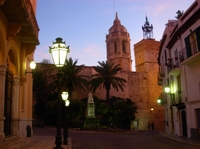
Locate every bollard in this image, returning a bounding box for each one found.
[26,125,31,137]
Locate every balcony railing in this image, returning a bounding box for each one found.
[165,57,181,72]
[179,39,200,63]
[157,66,164,86]
[179,48,187,62]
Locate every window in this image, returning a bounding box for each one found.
[184,26,200,58]
[114,41,117,53]
[122,40,126,53]
[189,32,197,54]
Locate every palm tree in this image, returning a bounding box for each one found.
[61,57,88,98]
[175,10,184,19]
[90,61,127,102]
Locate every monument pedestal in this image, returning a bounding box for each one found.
[87,102,95,118]
[84,118,99,129]
[83,94,99,129]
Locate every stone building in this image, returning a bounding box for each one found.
[73,13,164,130]
[0,0,39,142]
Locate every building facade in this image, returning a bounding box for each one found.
[72,13,164,130]
[0,0,39,142]
[158,0,200,139]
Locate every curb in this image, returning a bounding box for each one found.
[159,131,200,147]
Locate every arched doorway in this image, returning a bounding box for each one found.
[4,70,13,136]
[4,49,17,136]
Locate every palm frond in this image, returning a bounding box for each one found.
[90,60,127,101]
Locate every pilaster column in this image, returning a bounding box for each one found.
[19,77,27,112]
[0,65,7,141]
[12,76,20,136]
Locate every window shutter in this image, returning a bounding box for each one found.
[195,26,200,52]
[184,36,191,58]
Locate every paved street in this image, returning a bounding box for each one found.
[21,127,200,149]
[70,130,199,149]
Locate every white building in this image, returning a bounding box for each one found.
[158,0,200,139]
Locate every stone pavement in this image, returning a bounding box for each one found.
[20,130,200,149]
[3,129,200,148]
[4,136,72,149]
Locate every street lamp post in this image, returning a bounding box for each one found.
[61,91,70,145]
[49,37,70,149]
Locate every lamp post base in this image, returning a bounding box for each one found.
[53,136,64,149]
[53,146,64,149]
[63,128,68,145]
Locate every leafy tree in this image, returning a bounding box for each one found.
[108,97,137,129]
[67,99,83,127]
[33,59,56,103]
[33,59,56,121]
[90,61,127,102]
[45,100,57,125]
[41,59,52,64]
[175,10,184,19]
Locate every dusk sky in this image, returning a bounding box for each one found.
[34,0,195,71]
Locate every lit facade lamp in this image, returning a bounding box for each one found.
[157,98,161,104]
[164,86,170,93]
[164,85,176,104]
[49,37,70,149]
[25,61,36,74]
[150,107,154,112]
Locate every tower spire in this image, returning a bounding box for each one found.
[113,12,121,25]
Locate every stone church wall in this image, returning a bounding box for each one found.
[72,67,164,130]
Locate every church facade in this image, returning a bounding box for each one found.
[74,14,164,130]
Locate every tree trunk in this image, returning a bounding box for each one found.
[106,89,110,104]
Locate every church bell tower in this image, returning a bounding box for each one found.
[134,16,160,72]
[106,13,132,71]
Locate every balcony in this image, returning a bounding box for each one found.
[179,40,200,65]
[157,67,164,86]
[165,57,181,76]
